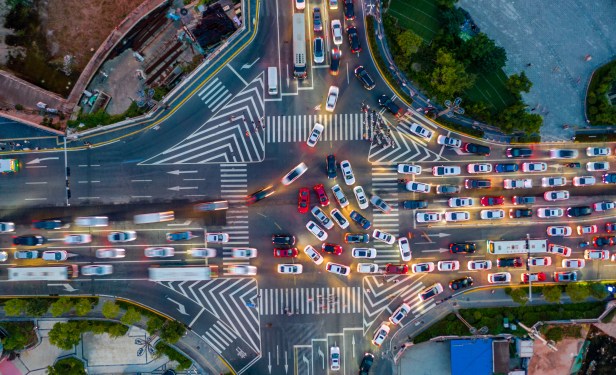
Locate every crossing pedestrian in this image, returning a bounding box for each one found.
[245,131,250,137]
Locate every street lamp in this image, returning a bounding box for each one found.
[526,233,532,303]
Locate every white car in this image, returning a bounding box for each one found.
[313,37,324,64]
[64,234,92,244]
[331,184,349,208]
[542,177,567,187]
[331,20,343,45]
[437,260,459,271]
[304,245,324,265]
[75,216,108,227]
[340,160,355,185]
[144,247,175,258]
[398,237,411,261]
[448,197,474,208]
[549,149,579,159]
[406,181,431,193]
[409,123,434,140]
[326,262,350,276]
[547,226,572,237]
[547,244,571,257]
[278,264,303,274]
[306,221,328,241]
[82,265,113,276]
[389,303,411,325]
[189,248,217,258]
[467,260,492,270]
[42,250,68,261]
[480,209,505,220]
[487,272,511,284]
[306,123,324,147]
[467,163,492,174]
[527,257,552,266]
[330,208,349,229]
[544,190,570,201]
[357,263,380,274]
[416,212,442,223]
[584,249,610,260]
[418,283,443,301]
[587,147,611,157]
[281,162,308,185]
[373,229,395,244]
[231,248,258,258]
[432,166,461,176]
[437,135,462,148]
[229,265,257,275]
[503,179,532,189]
[107,231,137,243]
[370,195,392,213]
[573,176,596,186]
[577,225,598,235]
[353,186,369,209]
[0,222,15,233]
[206,233,230,243]
[352,248,377,258]
[325,85,339,112]
[96,248,126,259]
[330,346,340,371]
[412,262,435,273]
[445,211,470,222]
[397,164,421,175]
[587,162,610,172]
[537,207,564,218]
[371,323,390,346]
[522,162,547,172]
[295,0,305,9]
[562,259,585,269]
[594,201,616,212]
[312,206,334,229]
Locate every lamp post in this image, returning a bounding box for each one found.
[526,233,532,303]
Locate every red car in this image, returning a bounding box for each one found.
[522,272,546,283]
[321,243,343,255]
[274,248,299,257]
[298,188,310,214]
[385,264,408,274]
[313,184,330,207]
[480,196,505,206]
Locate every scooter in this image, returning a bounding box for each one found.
[579,241,590,248]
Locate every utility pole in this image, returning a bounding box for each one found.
[526,233,532,303]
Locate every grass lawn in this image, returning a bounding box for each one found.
[388,0,440,41]
[466,69,516,112]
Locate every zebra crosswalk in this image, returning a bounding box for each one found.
[265,113,368,143]
[202,321,240,354]
[258,287,362,315]
[219,164,250,271]
[371,165,400,264]
[197,77,232,112]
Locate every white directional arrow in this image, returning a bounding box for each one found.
[285,351,288,373]
[241,57,260,69]
[429,233,451,237]
[422,248,450,253]
[168,186,198,191]
[433,199,449,203]
[167,170,198,175]
[268,352,272,374]
[318,347,325,368]
[166,298,189,315]
[27,157,59,164]
[302,355,310,375]
[48,283,77,292]
[352,335,356,358]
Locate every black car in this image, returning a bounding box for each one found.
[567,206,592,217]
[463,143,491,156]
[347,26,361,53]
[494,163,519,173]
[354,66,375,90]
[246,186,275,205]
[497,257,523,268]
[12,235,46,246]
[603,173,616,184]
[464,179,491,189]
[313,7,322,31]
[509,208,532,218]
[378,95,403,117]
[506,147,532,158]
[33,219,63,230]
[330,48,341,76]
[344,233,370,243]
[436,185,460,194]
[272,235,296,246]
[449,242,476,254]
[344,0,355,20]
[593,236,615,247]
[401,200,428,209]
[359,352,374,375]
[449,277,474,291]
[350,210,371,230]
[512,196,535,205]
[326,154,337,179]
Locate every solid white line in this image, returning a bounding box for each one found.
[227,64,248,86]
[131,180,152,182]
[188,307,206,328]
[24,198,47,201]
[131,196,152,198]
[25,182,47,185]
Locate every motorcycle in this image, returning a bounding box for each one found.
[566,162,581,168]
[397,179,408,184]
[579,241,590,248]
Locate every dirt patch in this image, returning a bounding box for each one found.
[528,335,585,375]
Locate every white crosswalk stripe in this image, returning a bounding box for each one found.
[197,78,232,112]
[266,113,368,143]
[220,164,250,269]
[201,321,239,354]
[259,287,363,315]
[371,166,400,264]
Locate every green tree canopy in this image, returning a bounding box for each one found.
[589,282,609,300]
[146,316,165,334]
[495,103,542,134]
[396,30,423,60]
[48,322,83,350]
[25,299,50,317]
[542,285,562,303]
[101,301,120,319]
[50,297,74,317]
[510,288,529,306]
[47,357,86,375]
[4,299,27,316]
[1,322,34,351]
[506,71,532,96]
[566,283,590,303]
[460,33,507,73]
[430,49,476,101]
[74,299,94,317]
[120,307,142,326]
[160,320,186,344]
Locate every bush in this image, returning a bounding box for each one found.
[160,320,186,344]
[25,298,51,317]
[0,321,36,351]
[155,341,193,370]
[586,59,616,125]
[47,357,86,375]
[146,315,165,334]
[102,301,120,319]
[120,307,142,326]
[544,326,563,342]
[566,283,590,303]
[50,297,74,317]
[510,288,529,306]
[74,298,95,316]
[543,285,562,303]
[4,299,27,316]
[589,282,609,300]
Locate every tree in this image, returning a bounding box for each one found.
[4,299,27,316]
[542,285,562,303]
[107,323,128,338]
[47,357,86,375]
[460,33,507,73]
[396,30,423,61]
[50,297,74,317]
[440,7,467,35]
[430,49,476,101]
[506,71,532,97]
[25,299,50,317]
[589,282,609,300]
[566,283,590,303]
[1,322,33,351]
[120,307,142,326]
[146,316,165,334]
[495,103,542,134]
[48,322,83,350]
[544,327,563,342]
[160,320,186,344]
[74,299,93,317]
[101,301,120,319]
[510,288,529,306]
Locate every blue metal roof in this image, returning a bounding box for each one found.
[450,339,493,375]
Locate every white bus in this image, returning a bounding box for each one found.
[487,239,548,255]
[8,265,78,281]
[292,13,307,79]
[148,266,217,281]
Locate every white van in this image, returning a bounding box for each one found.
[134,211,174,224]
[268,67,278,95]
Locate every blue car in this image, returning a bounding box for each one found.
[350,210,371,230]
[326,154,337,179]
[494,163,519,173]
[166,231,193,241]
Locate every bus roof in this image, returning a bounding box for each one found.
[148,266,216,281]
[487,239,547,254]
[8,266,76,281]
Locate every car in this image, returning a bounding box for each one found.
[521,272,546,283]
[433,166,461,176]
[578,225,598,235]
[547,226,573,237]
[437,135,462,148]
[480,209,505,220]
[398,237,412,261]
[449,277,474,291]
[467,163,492,174]
[537,207,564,218]
[416,212,441,223]
[206,232,229,243]
[402,200,428,209]
[313,7,322,31]
[504,178,532,189]
[437,260,459,271]
[144,247,175,258]
[75,216,108,227]
[562,259,585,269]
[325,85,339,112]
[32,219,63,230]
[331,20,343,45]
[512,196,536,205]
[510,208,533,218]
[296,0,305,9]
[40,250,68,261]
[331,184,349,208]
[370,195,393,213]
[445,211,470,222]
[306,123,324,147]
[357,263,380,274]
[188,248,217,258]
[274,248,299,258]
[345,233,369,243]
[359,353,375,375]
[549,149,579,159]
[587,147,611,157]
[409,123,434,141]
[373,229,395,245]
[272,235,296,246]
[587,162,610,172]
[522,162,547,173]
[82,264,113,276]
[553,271,577,282]
[603,173,616,184]
[352,186,369,209]
[573,176,596,186]
[371,323,390,346]
[314,184,330,206]
[107,231,137,243]
[63,234,92,244]
[487,272,511,284]
[406,181,431,193]
[344,0,355,19]
[463,143,491,156]
[527,257,552,266]
[418,283,444,301]
[541,177,566,187]
[389,303,411,325]
[593,201,616,212]
[313,37,324,63]
[326,262,350,276]
[354,66,375,90]
[330,48,341,75]
[506,147,532,158]
[278,264,303,274]
[566,206,592,217]
[282,162,308,186]
[306,221,328,241]
[480,196,504,206]
[330,208,349,229]
[14,250,38,259]
[322,243,343,255]
[547,244,571,257]
[607,223,616,233]
[449,242,476,254]
[352,248,377,258]
[329,0,338,9]
[297,188,310,214]
[194,200,229,211]
[166,231,193,242]
[385,263,408,274]
[12,235,46,246]
[96,248,126,258]
[467,260,492,270]
[330,346,341,371]
[544,190,570,202]
[497,257,523,268]
[412,262,435,273]
[378,95,403,117]
[448,197,474,208]
[436,185,461,194]
[246,186,275,205]
[593,236,615,247]
[494,163,519,173]
[465,179,491,189]
[340,160,355,185]
[584,249,610,260]
[397,163,421,175]
[350,210,372,229]
[347,26,361,53]
[311,206,334,229]
[303,245,324,265]
[229,265,257,276]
